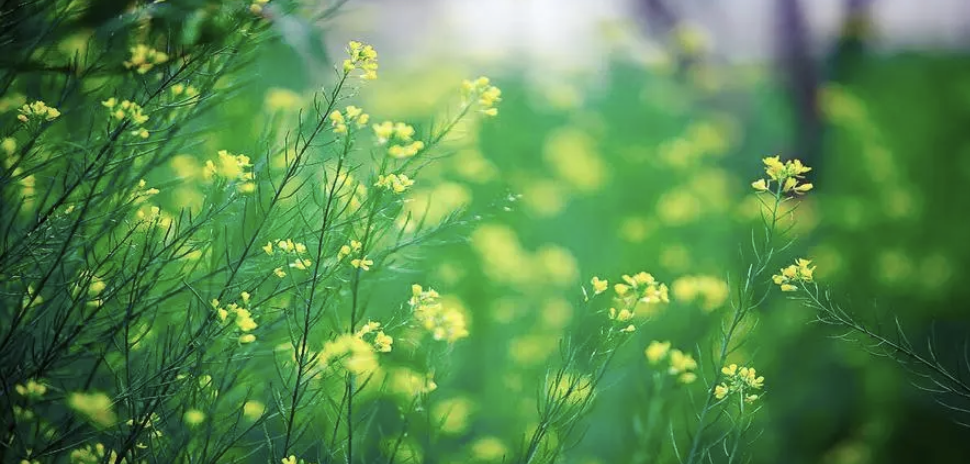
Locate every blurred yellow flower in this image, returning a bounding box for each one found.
[645,341,671,364]
[67,391,116,427]
[15,379,46,399]
[671,275,730,311]
[243,400,265,420]
[123,44,168,74]
[184,409,205,426]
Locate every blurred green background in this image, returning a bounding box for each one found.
[195,1,970,461]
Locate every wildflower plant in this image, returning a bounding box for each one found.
[0,1,499,462]
[664,155,814,464]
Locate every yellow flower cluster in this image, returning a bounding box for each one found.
[772,258,815,292]
[123,44,169,74]
[375,173,415,194]
[342,41,378,80]
[410,284,469,343]
[614,272,670,303]
[388,368,438,397]
[211,292,258,344]
[373,121,424,158]
[263,238,311,275]
[17,100,61,123]
[102,98,150,138]
[645,341,698,384]
[66,391,116,427]
[170,83,200,99]
[335,239,372,270]
[135,205,172,230]
[714,364,765,404]
[461,76,502,117]
[671,275,730,311]
[250,0,269,14]
[356,320,394,352]
[329,105,369,134]
[69,443,122,464]
[751,156,813,195]
[15,379,47,399]
[204,150,255,193]
[337,239,361,259]
[282,456,315,464]
[320,333,378,375]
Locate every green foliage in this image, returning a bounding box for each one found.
[4,1,970,463]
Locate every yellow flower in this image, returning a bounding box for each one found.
[668,349,697,376]
[752,155,814,196]
[184,409,206,426]
[410,284,469,343]
[714,384,729,399]
[321,333,378,375]
[614,283,630,296]
[608,307,634,322]
[67,391,116,427]
[2,137,17,155]
[282,456,297,464]
[387,140,425,159]
[715,363,766,403]
[783,176,797,192]
[645,341,671,364]
[375,173,415,193]
[242,400,265,420]
[671,275,730,312]
[330,106,370,134]
[374,331,393,352]
[70,443,119,464]
[351,257,373,270]
[591,276,608,294]
[461,76,502,117]
[249,0,270,14]
[343,41,379,80]
[762,156,785,180]
[273,267,286,278]
[17,100,61,123]
[290,258,312,270]
[264,87,300,111]
[772,258,815,291]
[123,44,169,74]
[262,242,273,255]
[15,379,47,399]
